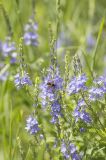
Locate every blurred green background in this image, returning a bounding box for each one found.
[0,0,106,159]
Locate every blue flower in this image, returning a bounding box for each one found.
[21,72,32,85]
[14,71,32,89]
[40,74,56,106]
[2,39,16,56]
[93,76,106,93]
[73,99,92,124]
[69,144,81,160]
[88,87,104,101]
[1,37,17,63]
[80,110,92,123]
[50,100,61,124]
[61,142,81,160]
[71,152,81,160]
[25,116,40,135]
[93,76,105,85]
[61,142,70,159]
[40,67,63,107]
[23,19,38,46]
[77,99,86,108]
[67,74,87,95]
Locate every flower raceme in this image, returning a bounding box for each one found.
[25,116,40,135]
[88,87,104,101]
[61,141,81,160]
[67,73,87,95]
[40,67,63,123]
[50,100,61,124]
[13,60,106,160]
[14,71,32,89]
[93,75,106,93]
[61,142,70,159]
[40,67,63,107]
[23,18,38,46]
[73,99,92,124]
[0,37,17,82]
[1,37,17,63]
[40,74,56,106]
[88,76,106,101]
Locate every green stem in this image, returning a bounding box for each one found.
[81,49,94,79]
[91,17,104,72]
[9,101,12,160]
[0,3,13,36]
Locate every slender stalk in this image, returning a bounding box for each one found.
[81,49,94,79]
[91,18,104,72]
[11,127,20,160]
[9,100,12,160]
[0,3,13,36]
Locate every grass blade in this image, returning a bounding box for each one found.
[91,17,105,72]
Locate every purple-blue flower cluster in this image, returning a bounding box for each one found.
[73,99,92,124]
[0,37,17,82]
[14,71,32,89]
[61,141,81,160]
[25,116,40,135]
[23,18,38,46]
[88,76,106,102]
[40,74,56,106]
[40,67,63,123]
[40,67,63,106]
[94,76,106,92]
[67,74,87,95]
[88,87,104,101]
[1,37,17,63]
[50,100,61,124]
[61,142,70,159]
